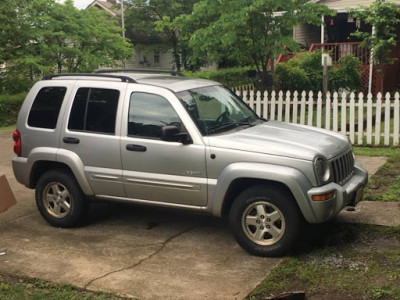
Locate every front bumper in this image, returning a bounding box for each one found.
[305,163,368,223]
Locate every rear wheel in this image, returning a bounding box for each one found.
[35,170,89,228]
[229,185,301,257]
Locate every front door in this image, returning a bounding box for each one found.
[120,87,208,207]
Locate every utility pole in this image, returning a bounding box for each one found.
[121,0,126,68]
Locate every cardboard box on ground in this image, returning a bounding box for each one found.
[0,175,17,212]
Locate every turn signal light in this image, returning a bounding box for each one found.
[312,192,335,201]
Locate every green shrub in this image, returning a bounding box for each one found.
[0,93,26,127]
[184,67,253,87]
[328,55,362,92]
[274,62,311,92]
[274,51,362,93]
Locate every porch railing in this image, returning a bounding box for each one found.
[309,42,370,65]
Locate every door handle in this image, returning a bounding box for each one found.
[63,137,80,144]
[126,144,147,152]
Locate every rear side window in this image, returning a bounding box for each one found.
[28,87,67,129]
[68,88,119,134]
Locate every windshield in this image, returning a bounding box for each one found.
[177,85,260,135]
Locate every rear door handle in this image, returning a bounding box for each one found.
[63,137,80,144]
[126,144,147,152]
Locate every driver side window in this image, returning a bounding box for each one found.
[128,92,182,139]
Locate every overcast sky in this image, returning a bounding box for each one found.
[72,0,95,9]
[56,0,101,9]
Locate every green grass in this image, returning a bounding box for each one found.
[0,125,15,131]
[353,146,400,157]
[0,275,127,300]
[248,224,400,300]
[354,146,400,202]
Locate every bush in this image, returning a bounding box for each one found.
[274,51,362,93]
[184,67,253,87]
[329,55,362,92]
[0,93,26,127]
[274,62,311,92]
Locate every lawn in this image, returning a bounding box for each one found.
[354,146,400,202]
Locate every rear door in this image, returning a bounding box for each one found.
[61,81,127,197]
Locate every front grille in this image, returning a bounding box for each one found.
[330,149,355,185]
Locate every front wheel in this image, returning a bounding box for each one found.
[229,185,301,257]
[35,170,89,228]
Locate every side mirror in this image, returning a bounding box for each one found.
[161,126,192,145]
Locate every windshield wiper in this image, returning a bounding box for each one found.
[207,122,238,134]
[207,119,255,135]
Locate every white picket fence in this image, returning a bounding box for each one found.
[233,87,400,147]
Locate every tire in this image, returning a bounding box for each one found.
[35,170,89,228]
[229,184,301,257]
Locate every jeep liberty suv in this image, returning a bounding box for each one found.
[12,70,368,256]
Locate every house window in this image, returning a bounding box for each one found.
[138,52,148,65]
[154,51,160,64]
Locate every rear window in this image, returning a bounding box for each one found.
[28,87,67,129]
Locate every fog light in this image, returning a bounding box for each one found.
[312,192,335,201]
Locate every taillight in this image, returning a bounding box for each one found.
[13,130,21,156]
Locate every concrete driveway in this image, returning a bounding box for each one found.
[0,129,280,299]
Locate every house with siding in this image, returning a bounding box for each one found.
[293,0,400,94]
[88,0,175,70]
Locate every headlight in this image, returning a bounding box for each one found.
[314,156,330,185]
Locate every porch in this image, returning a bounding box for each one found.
[308,42,400,95]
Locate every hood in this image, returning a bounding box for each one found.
[206,120,350,161]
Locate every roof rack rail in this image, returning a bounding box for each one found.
[96,69,185,77]
[42,73,137,83]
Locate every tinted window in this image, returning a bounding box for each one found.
[28,87,67,129]
[128,93,182,139]
[68,88,119,134]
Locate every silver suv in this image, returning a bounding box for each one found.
[12,70,368,256]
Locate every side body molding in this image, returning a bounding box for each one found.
[56,148,94,195]
[210,162,316,221]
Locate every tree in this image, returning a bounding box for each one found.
[125,0,200,71]
[0,0,133,93]
[175,0,335,91]
[348,0,400,93]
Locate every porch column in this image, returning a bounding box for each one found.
[368,26,376,95]
[321,15,325,44]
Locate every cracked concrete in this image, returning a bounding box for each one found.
[0,129,279,299]
[83,224,198,290]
